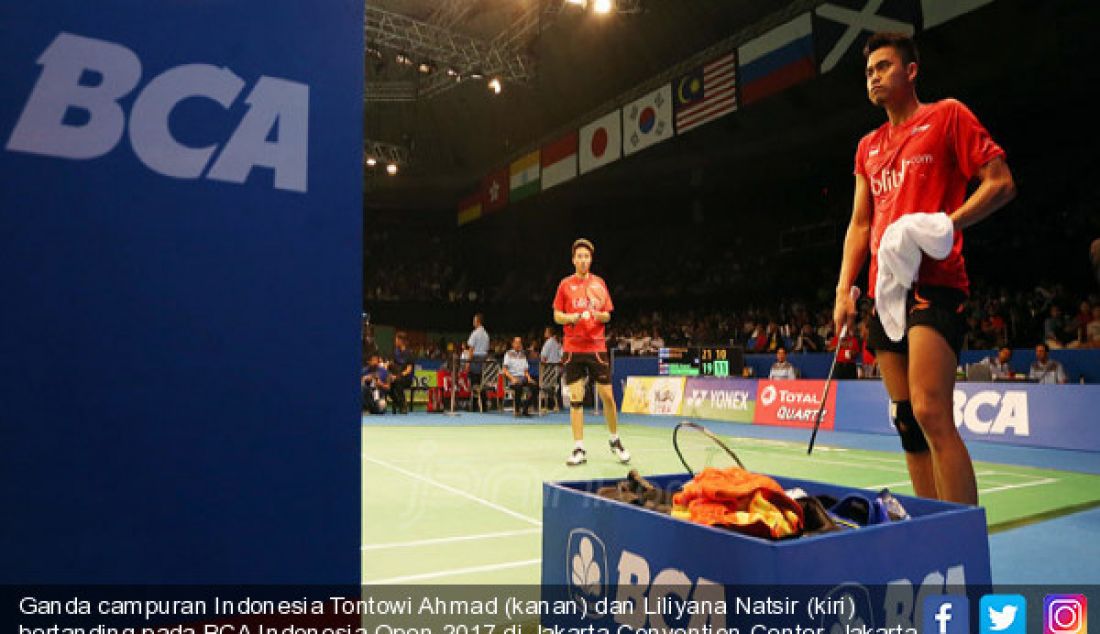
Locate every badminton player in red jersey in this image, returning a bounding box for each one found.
[553,239,630,466]
[833,33,1015,505]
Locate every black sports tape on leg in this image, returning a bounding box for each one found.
[570,400,584,409]
[890,400,929,453]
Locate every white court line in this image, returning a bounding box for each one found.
[364,559,541,585]
[980,477,1059,495]
[364,455,542,527]
[735,448,910,473]
[864,476,1059,495]
[864,471,1001,490]
[362,528,540,551]
[862,480,915,491]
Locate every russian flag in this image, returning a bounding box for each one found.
[738,13,816,106]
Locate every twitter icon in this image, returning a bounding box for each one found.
[981,594,1026,634]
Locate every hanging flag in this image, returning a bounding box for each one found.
[623,84,673,156]
[481,167,508,213]
[457,192,483,226]
[541,131,578,191]
[674,52,737,134]
[814,0,922,75]
[508,150,540,202]
[921,0,994,29]
[738,13,816,107]
[579,110,621,175]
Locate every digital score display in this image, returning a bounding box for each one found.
[697,346,734,377]
[657,347,696,376]
[657,347,743,377]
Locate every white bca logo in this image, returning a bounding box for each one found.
[6,32,310,192]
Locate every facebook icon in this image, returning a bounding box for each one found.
[923,595,969,634]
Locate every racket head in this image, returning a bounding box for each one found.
[673,421,745,476]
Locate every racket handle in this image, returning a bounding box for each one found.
[839,285,861,340]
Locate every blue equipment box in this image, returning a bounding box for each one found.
[541,474,990,632]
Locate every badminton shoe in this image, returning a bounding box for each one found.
[566,447,587,466]
[609,438,631,464]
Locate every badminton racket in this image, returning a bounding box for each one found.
[807,285,861,455]
[673,420,745,476]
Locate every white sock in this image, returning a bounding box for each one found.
[575,440,585,450]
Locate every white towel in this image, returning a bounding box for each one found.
[875,212,954,341]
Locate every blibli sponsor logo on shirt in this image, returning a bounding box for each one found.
[6,32,310,192]
[869,154,933,197]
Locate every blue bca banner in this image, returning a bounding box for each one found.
[0,1,363,583]
[837,382,1100,452]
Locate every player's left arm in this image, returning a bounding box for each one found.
[949,156,1016,231]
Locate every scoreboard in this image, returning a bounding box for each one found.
[657,346,743,377]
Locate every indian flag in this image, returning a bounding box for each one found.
[541,131,578,190]
[509,150,540,202]
[457,193,482,226]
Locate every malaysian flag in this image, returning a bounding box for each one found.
[674,53,737,134]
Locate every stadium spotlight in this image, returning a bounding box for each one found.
[366,157,377,167]
[386,163,398,175]
[592,0,613,14]
[488,78,502,94]
[564,0,587,7]
[395,52,413,66]
[446,67,460,77]
[469,69,484,80]
[417,61,433,74]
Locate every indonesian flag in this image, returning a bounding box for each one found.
[541,131,578,190]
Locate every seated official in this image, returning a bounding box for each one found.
[389,332,415,413]
[502,336,537,417]
[1029,342,1067,384]
[768,347,798,380]
[983,346,1015,380]
[361,354,390,415]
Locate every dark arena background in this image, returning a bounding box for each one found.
[2,1,1099,633]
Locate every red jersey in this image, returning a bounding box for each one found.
[855,99,1005,297]
[553,274,614,353]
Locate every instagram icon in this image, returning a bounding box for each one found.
[1045,595,1087,634]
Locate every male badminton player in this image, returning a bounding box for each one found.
[553,238,630,466]
[833,33,1015,504]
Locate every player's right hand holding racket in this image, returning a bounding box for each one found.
[832,285,861,339]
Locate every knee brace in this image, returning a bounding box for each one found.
[891,400,929,453]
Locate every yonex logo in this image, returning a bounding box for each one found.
[6,32,310,192]
[686,389,751,411]
[912,123,932,135]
